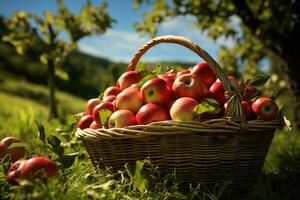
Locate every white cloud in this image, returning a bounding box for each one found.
[78,29,150,62]
[78,15,236,63]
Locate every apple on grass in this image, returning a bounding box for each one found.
[117,71,142,90]
[108,110,136,128]
[136,103,170,125]
[115,87,143,113]
[92,102,115,125]
[6,156,58,185]
[170,97,198,121]
[103,86,122,97]
[78,115,94,129]
[172,74,208,102]
[252,97,278,120]
[0,137,25,163]
[85,98,102,115]
[191,62,216,88]
[140,77,172,105]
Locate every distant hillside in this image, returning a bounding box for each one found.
[0,16,195,99]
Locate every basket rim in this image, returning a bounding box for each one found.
[75,118,283,140]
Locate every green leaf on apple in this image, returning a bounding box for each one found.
[136,73,156,88]
[99,109,113,127]
[244,74,270,86]
[174,66,184,72]
[194,98,221,116]
[98,92,104,99]
[153,64,162,75]
[135,61,148,73]
[47,135,64,156]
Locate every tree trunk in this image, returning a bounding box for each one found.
[279,28,300,130]
[48,59,58,119]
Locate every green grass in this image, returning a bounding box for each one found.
[0,75,300,199]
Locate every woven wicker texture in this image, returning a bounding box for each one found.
[76,35,283,186]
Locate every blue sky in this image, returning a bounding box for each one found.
[0,0,233,63]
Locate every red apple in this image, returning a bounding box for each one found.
[191,62,216,88]
[92,102,114,125]
[209,82,226,105]
[136,103,170,125]
[158,73,176,91]
[103,95,116,102]
[115,87,143,113]
[6,157,58,184]
[108,110,136,128]
[0,137,25,163]
[252,97,278,120]
[140,77,172,105]
[117,71,142,90]
[172,74,208,101]
[170,97,198,121]
[6,159,26,185]
[78,115,94,129]
[242,85,258,100]
[85,98,102,115]
[177,69,190,77]
[103,86,122,97]
[89,121,102,129]
[225,101,253,120]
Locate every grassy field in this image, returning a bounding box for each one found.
[0,74,300,199]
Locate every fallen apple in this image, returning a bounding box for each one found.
[0,137,25,163]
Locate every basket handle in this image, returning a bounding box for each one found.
[127,35,244,121]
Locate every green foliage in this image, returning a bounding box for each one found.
[2,0,114,68]
[133,0,299,82]
[1,0,115,118]
[194,98,221,117]
[99,109,112,127]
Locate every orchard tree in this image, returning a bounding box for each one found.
[2,0,114,119]
[134,0,300,129]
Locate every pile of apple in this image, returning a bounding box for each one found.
[78,62,279,129]
[0,137,58,185]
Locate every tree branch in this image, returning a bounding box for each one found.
[231,0,261,34]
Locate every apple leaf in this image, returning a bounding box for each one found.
[135,61,147,73]
[174,66,184,72]
[194,98,221,116]
[36,121,46,143]
[47,135,64,156]
[98,92,104,99]
[56,152,79,168]
[136,73,156,88]
[99,109,112,127]
[153,64,162,75]
[133,160,148,192]
[244,74,270,86]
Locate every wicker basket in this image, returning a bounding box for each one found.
[75,35,283,186]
